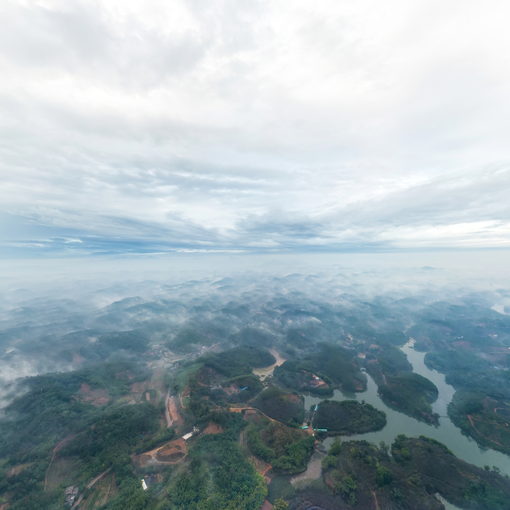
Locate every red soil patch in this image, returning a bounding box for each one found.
[130,382,146,393]
[223,385,239,396]
[301,425,314,436]
[72,353,85,364]
[260,464,272,477]
[203,423,223,435]
[261,500,274,510]
[230,406,279,424]
[134,438,188,468]
[155,438,187,462]
[249,451,272,478]
[243,409,262,425]
[285,393,301,404]
[166,395,183,427]
[78,383,110,407]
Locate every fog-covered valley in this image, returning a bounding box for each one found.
[2,251,509,409]
[1,253,510,509]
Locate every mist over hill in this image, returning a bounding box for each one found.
[2,251,509,406]
[1,252,510,509]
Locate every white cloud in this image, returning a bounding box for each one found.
[0,0,509,253]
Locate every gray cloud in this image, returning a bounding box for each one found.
[0,0,509,255]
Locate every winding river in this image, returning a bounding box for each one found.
[302,340,510,476]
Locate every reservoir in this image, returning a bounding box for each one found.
[303,340,510,476]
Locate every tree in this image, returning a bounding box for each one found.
[273,499,289,510]
[376,465,393,487]
[332,474,357,505]
[329,438,342,456]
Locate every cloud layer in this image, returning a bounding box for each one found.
[1,0,510,255]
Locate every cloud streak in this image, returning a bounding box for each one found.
[0,0,509,255]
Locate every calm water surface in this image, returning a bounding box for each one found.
[303,340,510,476]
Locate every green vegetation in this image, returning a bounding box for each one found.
[267,476,296,503]
[0,461,60,510]
[274,360,333,396]
[321,436,510,509]
[230,327,275,347]
[0,360,158,509]
[312,400,386,435]
[367,345,439,424]
[273,498,289,510]
[301,344,366,393]
[2,292,510,510]
[373,345,411,374]
[184,347,274,424]
[169,323,225,353]
[0,347,263,510]
[167,435,267,509]
[393,435,510,510]
[332,473,358,504]
[246,420,314,474]
[219,374,264,403]
[449,391,510,455]
[203,346,276,378]
[410,302,510,353]
[413,306,510,450]
[97,330,149,355]
[378,373,439,424]
[64,403,160,472]
[0,361,148,460]
[252,386,305,426]
[103,477,155,510]
[426,348,510,398]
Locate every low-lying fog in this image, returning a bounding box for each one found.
[1,250,509,408]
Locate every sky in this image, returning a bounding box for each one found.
[0,0,510,257]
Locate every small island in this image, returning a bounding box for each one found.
[366,346,440,425]
[378,373,439,425]
[312,400,386,435]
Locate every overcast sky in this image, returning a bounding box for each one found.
[1,0,509,256]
